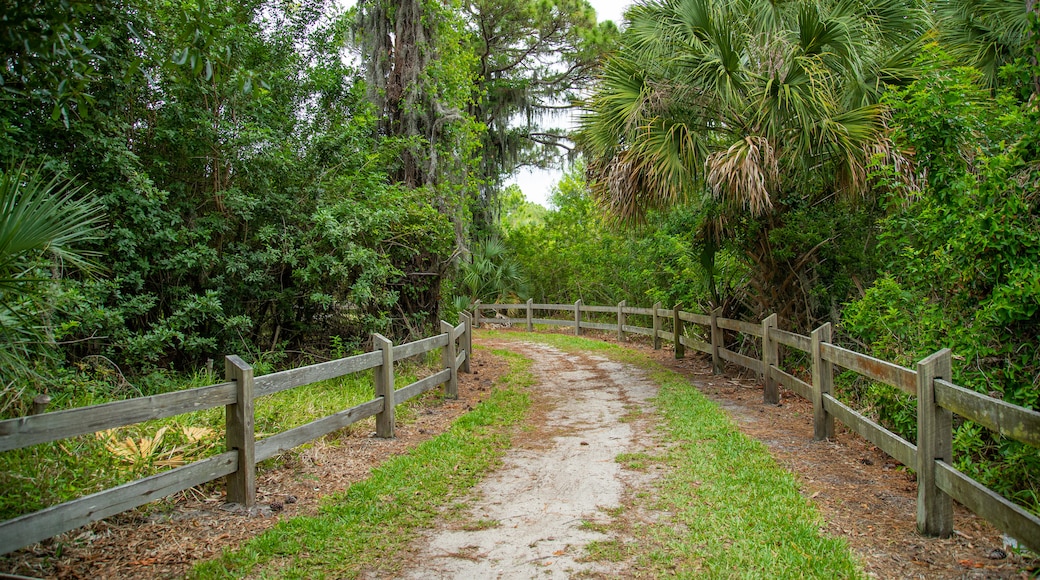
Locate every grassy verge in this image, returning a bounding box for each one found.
[188,349,533,579]
[0,356,432,522]
[480,329,865,579]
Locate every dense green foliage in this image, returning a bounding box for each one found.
[0,163,103,401]
[0,0,622,417]
[842,46,1040,511]
[0,0,466,407]
[577,0,926,328]
[506,164,735,309]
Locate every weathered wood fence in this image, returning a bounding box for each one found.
[0,316,473,555]
[474,300,1040,553]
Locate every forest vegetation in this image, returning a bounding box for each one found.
[1,0,1038,523]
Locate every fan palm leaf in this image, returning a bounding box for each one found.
[0,163,104,384]
[934,0,1033,88]
[579,0,924,221]
[0,164,104,285]
[577,0,925,322]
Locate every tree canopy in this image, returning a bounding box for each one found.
[577,0,928,327]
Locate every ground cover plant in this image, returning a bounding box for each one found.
[188,348,534,578]
[0,357,436,522]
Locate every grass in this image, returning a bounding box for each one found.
[188,349,534,579]
[479,329,865,579]
[460,518,501,531]
[615,451,665,471]
[583,539,628,562]
[7,328,864,578]
[0,358,433,522]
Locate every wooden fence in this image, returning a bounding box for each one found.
[0,315,473,556]
[474,300,1040,553]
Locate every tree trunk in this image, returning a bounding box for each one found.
[357,0,450,335]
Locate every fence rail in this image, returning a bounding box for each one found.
[474,301,1040,553]
[0,382,239,452]
[0,315,473,555]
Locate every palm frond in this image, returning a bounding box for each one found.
[0,162,105,382]
[706,135,778,215]
[579,0,920,224]
[935,0,1032,87]
[0,163,105,286]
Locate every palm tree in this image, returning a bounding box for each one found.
[456,238,528,308]
[578,0,925,327]
[934,0,1036,90]
[0,163,104,404]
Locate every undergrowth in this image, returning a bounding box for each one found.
[0,355,440,521]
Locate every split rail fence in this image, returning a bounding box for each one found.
[473,300,1040,553]
[0,316,473,555]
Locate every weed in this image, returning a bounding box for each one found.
[461,518,500,531]
[615,452,664,471]
[582,539,627,562]
[578,520,610,533]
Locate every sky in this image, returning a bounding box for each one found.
[504,0,632,208]
[340,0,633,208]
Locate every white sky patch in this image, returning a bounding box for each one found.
[505,0,632,208]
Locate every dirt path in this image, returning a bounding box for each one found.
[631,338,1038,579]
[395,341,661,579]
[397,331,1037,579]
[3,331,1037,579]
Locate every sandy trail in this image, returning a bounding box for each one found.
[396,341,659,579]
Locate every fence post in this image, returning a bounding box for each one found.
[526,298,533,332]
[460,312,472,373]
[373,333,395,438]
[710,307,722,373]
[811,323,834,440]
[440,321,459,399]
[762,313,779,404]
[673,305,685,359]
[617,300,626,341]
[652,301,663,349]
[574,299,582,336]
[473,300,481,328]
[31,394,51,415]
[917,349,953,537]
[224,355,256,506]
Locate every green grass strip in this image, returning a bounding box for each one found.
[0,364,425,521]
[480,330,864,579]
[189,349,533,579]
